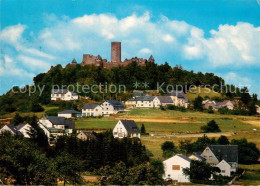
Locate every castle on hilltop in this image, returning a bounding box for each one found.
[70,42,154,69]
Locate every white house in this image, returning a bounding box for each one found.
[101,100,125,115]
[216,159,232,177]
[215,100,234,110]
[16,124,31,138]
[167,90,189,108]
[51,89,79,101]
[113,120,140,138]
[156,96,175,107]
[135,96,155,108]
[39,116,75,135]
[200,145,238,177]
[77,131,97,141]
[255,105,260,114]
[58,110,81,118]
[163,154,191,183]
[82,104,103,117]
[0,124,18,135]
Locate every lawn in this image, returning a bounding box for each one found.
[75,117,116,130]
[235,163,260,184]
[75,109,259,135]
[186,87,223,101]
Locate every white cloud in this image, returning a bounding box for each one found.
[183,22,260,67]
[162,34,175,43]
[0,55,34,78]
[17,55,51,71]
[139,48,152,54]
[222,72,252,91]
[0,24,26,45]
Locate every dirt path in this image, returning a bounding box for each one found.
[115,116,200,123]
[142,131,234,138]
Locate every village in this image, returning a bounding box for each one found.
[1,84,259,184]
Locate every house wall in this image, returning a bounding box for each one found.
[82,106,103,116]
[39,118,53,128]
[113,120,128,138]
[163,155,190,183]
[135,100,153,108]
[58,113,72,118]
[18,124,31,138]
[216,160,231,177]
[38,123,51,138]
[153,97,161,108]
[51,91,78,101]
[101,101,116,115]
[77,132,88,141]
[200,147,219,165]
[0,125,15,135]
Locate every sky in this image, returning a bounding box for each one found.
[0,0,259,96]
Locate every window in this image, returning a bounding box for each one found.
[209,156,212,160]
[172,165,180,170]
[221,170,225,173]
[206,149,209,152]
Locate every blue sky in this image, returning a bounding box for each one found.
[0,0,259,95]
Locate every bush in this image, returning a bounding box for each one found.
[167,105,187,112]
[201,120,221,133]
[161,141,177,158]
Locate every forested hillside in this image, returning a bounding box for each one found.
[0,61,253,115]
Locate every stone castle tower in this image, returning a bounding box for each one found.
[80,41,154,68]
[111,42,121,63]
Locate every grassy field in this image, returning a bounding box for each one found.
[75,109,259,134]
[235,164,260,184]
[0,106,59,119]
[186,87,223,101]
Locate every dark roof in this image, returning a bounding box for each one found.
[156,96,173,103]
[5,124,18,133]
[51,89,68,94]
[82,104,100,109]
[120,120,140,133]
[209,145,238,163]
[215,100,233,108]
[192,152,206,160]
[177,154,191,162]
[166,90,188,102]
[82,132,97,140]
[58,110,81,114]
[71,58,77,63]
[16,124,26,131]
[106,100,125,108]
[133,92,149,97]
[44,116,74,129]
[128,96,154,102]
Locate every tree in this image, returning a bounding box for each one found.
[179,140,194,155]
[27,116,49,149]
[201,120,221,133]
[161,141,177,158]
[217,135,229,145]
[99,161,164,185]
[183,160,219,182]
[11,113,24,126]
[55,153,84,185]
[193,96,203,111]
[231,138,260,163]
[0,134,57,185]
[141,124,146,134]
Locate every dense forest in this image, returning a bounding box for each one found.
[0,61,256,115]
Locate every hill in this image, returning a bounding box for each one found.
[0,61,253,116]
